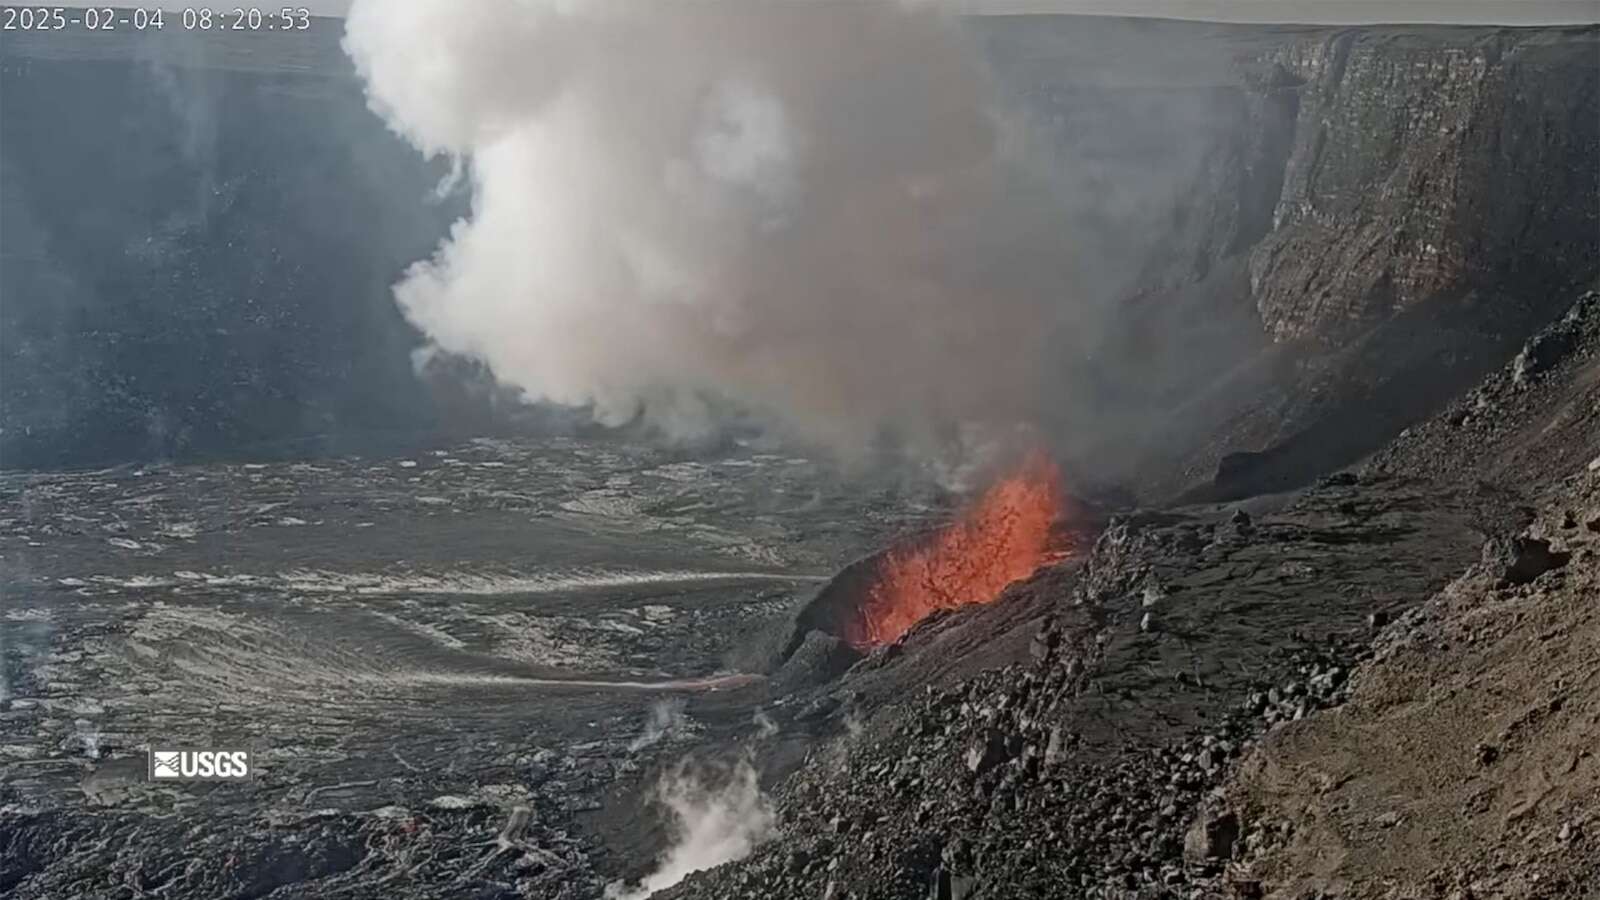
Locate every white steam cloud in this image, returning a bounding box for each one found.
[752,707,779,739]
[343,0,1079,455]
[627,698,691,753]
[608,756,775,899]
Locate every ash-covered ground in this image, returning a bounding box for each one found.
[0,439,951,898]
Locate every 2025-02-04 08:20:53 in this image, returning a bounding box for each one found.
[0,6,313,31]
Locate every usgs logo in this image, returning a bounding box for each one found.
[148,748,252,782]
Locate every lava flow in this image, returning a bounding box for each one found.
[845,451,1069,649]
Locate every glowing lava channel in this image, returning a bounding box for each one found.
[845,451,1067,649]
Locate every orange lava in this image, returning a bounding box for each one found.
[845,450,1067,649]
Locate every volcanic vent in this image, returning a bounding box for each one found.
[792,451,1080,659]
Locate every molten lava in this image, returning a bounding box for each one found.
[845,451,1067,649]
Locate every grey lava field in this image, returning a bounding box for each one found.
[0,437,947,897]
[3,7,1598,900]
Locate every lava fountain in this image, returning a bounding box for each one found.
[843,450,1069,649]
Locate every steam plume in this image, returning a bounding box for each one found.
[343,0,1080,456]
[608,756,775,898]
[752,707,779,739]
[628,698,691,753]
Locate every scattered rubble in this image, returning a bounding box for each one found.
[661,284,1600,898]
[1219,465,1600,898]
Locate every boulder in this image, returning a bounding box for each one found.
[1496,537,1571,586]
[965,729,1012,776]
[775,631,864,691]
[1183,809,1240,864]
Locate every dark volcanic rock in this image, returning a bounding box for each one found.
[775,630,864,691]
[1371,290,1600,492]
[660,475,1491,900]
[1496,536,1572,585]
[1183,808,1241,865]
[677,275,1600,897]
[929,866,980,900]
[963,729,1012,776]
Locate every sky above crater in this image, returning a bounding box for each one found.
[100,1,1600,24]
[964,0,1600,22]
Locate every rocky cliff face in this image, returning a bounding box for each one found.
[1250,28,1600,342]
[977,19,1598,351]
[1208,26,1600,499]
[969,19,1598,502]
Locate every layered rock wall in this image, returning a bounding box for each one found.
[1250,29,1600,341]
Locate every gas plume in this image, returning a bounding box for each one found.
[343,0,1081,456]
[608,756,775,898]
[628,698,691,753]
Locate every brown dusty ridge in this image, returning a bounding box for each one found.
[1218,463,1600,899]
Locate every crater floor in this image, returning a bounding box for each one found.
[0,437,946,898]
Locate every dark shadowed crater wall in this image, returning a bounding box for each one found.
[0,22,482,469]
[969,19,1597,500]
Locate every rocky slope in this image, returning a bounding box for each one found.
[1205,293,1600,897]
[652,289,1600,899]
[1221,460,1600,898]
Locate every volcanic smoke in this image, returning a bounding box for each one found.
[844,451,1068,649]
[342,0,1075,457]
